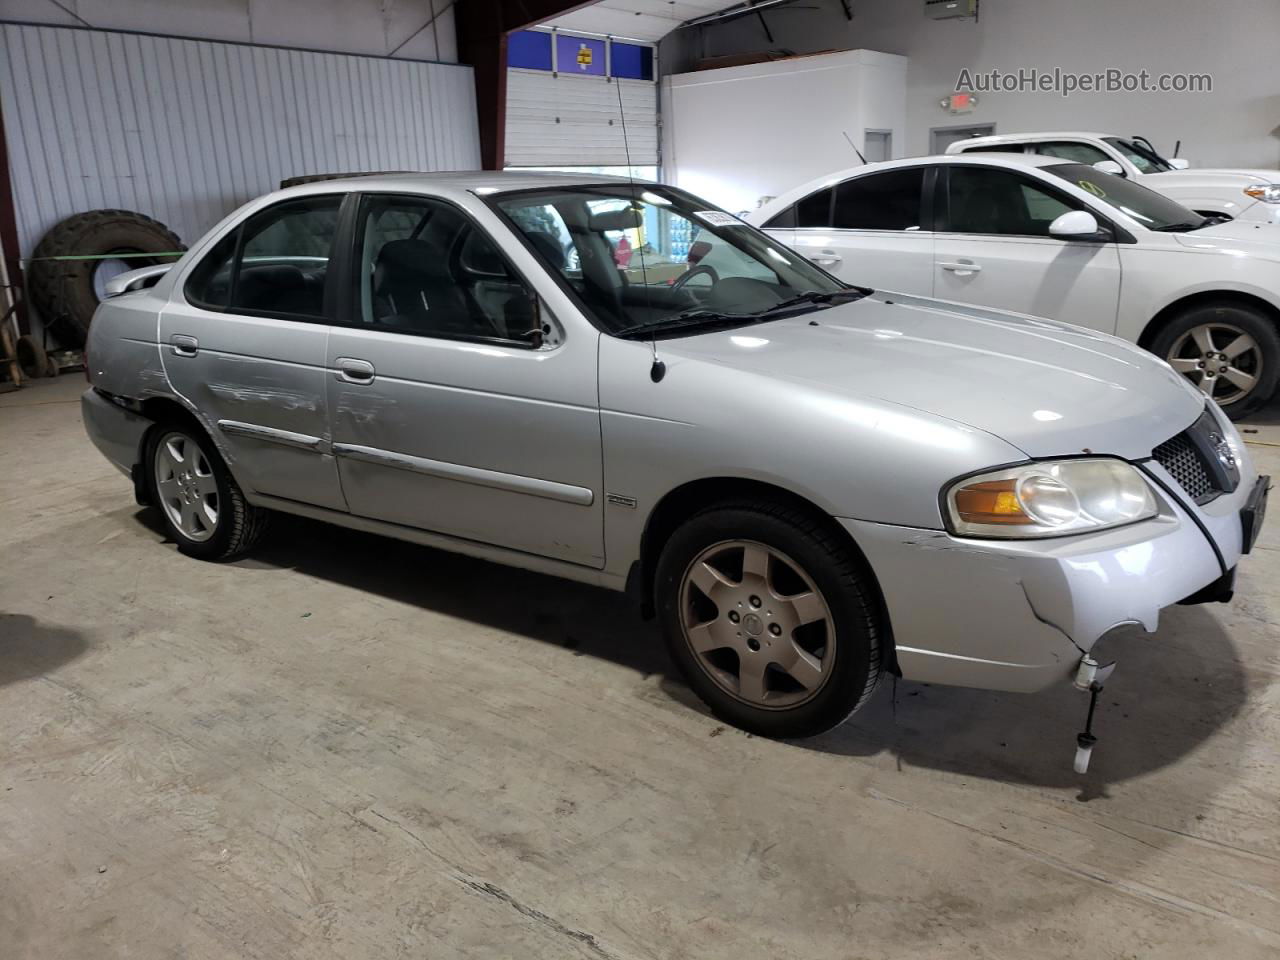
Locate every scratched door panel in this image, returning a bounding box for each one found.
[159,303,346,511]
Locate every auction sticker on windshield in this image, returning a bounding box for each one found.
[694,211,746,227]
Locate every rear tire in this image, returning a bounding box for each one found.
[1150,303,1280,419]
[145,421,269,561]
[655,500,883,738]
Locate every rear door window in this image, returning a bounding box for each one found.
[832,169,925,230]
[184,195,342,319]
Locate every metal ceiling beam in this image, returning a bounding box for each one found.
[456,0,602,169]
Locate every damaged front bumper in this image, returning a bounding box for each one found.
[840,458,1261,694]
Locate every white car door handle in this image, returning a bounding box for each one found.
[811,249,842,265]
[336,357,376,384]
[938,261,981,276]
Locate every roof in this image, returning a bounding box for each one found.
[954,131,1115,147]
[279,169,643,199]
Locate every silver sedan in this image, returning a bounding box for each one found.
[82,172,1268,759]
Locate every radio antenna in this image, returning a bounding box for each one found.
[842,130,867,164]
[614,60,665,382]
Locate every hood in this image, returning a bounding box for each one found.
[660,293,1202,460]
[1144,168,1278,187]
[1170,217,1280,257]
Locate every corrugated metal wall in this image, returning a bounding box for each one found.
[0,22,479,256]
[506,72,657,167]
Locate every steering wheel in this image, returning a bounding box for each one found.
[671,264,720,293]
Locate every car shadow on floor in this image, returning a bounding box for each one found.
[0,614,90,687]
[801,607,1249,797]
[151,510,1249,794]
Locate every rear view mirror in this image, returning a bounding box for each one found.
[1169,158,1191,170]
[1049,210,1102,240]
[1093,160,1125,177]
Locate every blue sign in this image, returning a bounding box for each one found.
[556,35,605,76]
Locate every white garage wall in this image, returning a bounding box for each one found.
[0,22,479,257]
[661,0,1280,170]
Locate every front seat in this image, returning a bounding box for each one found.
[371,238,470,334]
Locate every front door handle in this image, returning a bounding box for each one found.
[170,334,199,357]
[938,260,982,276]
[336,357,376,384]
[811,249,843,266]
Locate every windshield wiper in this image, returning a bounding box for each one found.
[614,309,751,340]
[1150,220,1208,233]
[756,288,867,314]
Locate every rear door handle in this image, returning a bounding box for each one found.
[170,334,199,357]
[938,260,981,276]
[336,357,376,384]
[811,249,843,265]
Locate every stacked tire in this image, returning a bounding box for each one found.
[27,210,184,348]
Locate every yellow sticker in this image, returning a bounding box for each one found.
[1078,180,1107,198]
[577,44,592,67]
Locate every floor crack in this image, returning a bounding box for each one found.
[456,877,623,960]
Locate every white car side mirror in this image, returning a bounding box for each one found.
[1169,157,1191,170]
[1049,210,1102,240]
[1093,160,1125,177]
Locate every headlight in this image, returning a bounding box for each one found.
[944,459,1158,538]
[1243,184,1280,203]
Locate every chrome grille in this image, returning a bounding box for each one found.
[1152,433,1218,503]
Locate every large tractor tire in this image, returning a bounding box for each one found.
[27,210,184,348]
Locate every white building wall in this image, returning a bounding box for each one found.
[662,50,906,213]
[660,0,1280,170]
[0,21,478,256]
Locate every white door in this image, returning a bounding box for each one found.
[787,167,935,295]
[932,165,1122,332]
[864,130,892,163]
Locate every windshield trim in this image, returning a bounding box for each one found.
[482,183,860,340]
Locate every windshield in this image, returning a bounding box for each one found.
[1102,137,1174,174]
[1044,163,1206,231]
[492,184,857,339]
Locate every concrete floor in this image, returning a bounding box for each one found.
[2,375,1278,959]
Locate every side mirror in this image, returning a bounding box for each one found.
[1049,210,1103,240]
[1168,158,1191,170]
[1093,160,1125,177]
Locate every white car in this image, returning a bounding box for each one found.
[748,153,1280,417]
[946,131,1280,224]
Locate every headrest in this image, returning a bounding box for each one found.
[588,204,644,232]
[375,238,442,274]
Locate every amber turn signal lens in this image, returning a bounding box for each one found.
[952,479,1031,525]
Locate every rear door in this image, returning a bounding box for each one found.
[160,194,347,510]
[780,168,935,295]
[325,192,604,566]
[932,165,1122,332]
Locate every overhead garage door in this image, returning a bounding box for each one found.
[505,30,657,168]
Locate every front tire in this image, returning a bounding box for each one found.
[146,423,269,561]
[1151,303,1280,419]
[655,501,884,738]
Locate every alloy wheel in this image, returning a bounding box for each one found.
[678,540,835,709]
[154,431,220,543]
[1166,322,1263,406]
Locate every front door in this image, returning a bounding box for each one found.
[326,193,604,566]
[159,194,347,511]
[932,165,1122,332]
